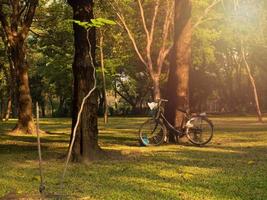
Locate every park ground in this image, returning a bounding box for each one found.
[0,116,267,200]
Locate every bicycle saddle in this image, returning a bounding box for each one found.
[148,102,158,110]
[199,112,207,117]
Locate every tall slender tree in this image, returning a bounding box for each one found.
[68,0,101,162]
[165,0,192,134]
[113,0,174,100]
[0,0,38,134]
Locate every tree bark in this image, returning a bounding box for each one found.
[13,46,35,133]
[165,0,192,134]
[68,0,101,162]
[153,77,161,100]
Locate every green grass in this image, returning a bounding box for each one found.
[0,116,267,199]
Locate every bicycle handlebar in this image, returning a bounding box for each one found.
[156,98,168,102]
[155,99,188,114]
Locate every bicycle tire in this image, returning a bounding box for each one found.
[139,119,167,146]
[185,117,213,146]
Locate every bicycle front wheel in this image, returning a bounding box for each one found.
[185,117,213,146]
[139,119,166,146]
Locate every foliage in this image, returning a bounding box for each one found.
[1,0,267,116]
[27,1,74,117]
[70,18,116,29]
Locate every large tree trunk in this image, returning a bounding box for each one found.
[0,0,38,134]
[11,40,35,134]
[14,55,35,133]
[165,0,192,135]
[68,0,101,162]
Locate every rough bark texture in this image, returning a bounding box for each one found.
[15,58,35,133]
[68,0,101,162]
[165,0,192,133]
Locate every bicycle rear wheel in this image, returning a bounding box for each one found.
[185,117,213,145]
[139,119,166,146]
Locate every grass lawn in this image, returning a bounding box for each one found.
[0,116,267,200]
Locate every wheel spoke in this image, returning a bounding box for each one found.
[139,119,166,146]
[186,117,213,145]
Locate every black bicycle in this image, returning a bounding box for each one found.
[139,99,214,146]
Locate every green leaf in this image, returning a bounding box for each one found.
[68,18,116,29]
[96,18,116,25]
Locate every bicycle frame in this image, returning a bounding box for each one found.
[160,114,184,136]
[153,102,187,137]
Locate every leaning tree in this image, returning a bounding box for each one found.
[0,0,38,134]
[67,0,101,162]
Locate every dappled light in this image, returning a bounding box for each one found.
[1,117,267,199]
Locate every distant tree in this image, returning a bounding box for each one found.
[0,30,12,121]
[31,1,73,117]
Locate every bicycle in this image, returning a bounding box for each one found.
[139,99,214,146]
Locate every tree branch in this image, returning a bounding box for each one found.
[193,0,221,30]
[113,7,148,68]
[114,83,135,106]
[29,28,43,37]
[137,0,154,74]
[149,0,160,40]
[20,0,38,39]
[137,0,150,42]
[156,0,174,75]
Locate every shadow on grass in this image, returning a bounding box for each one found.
[0,134,68,144]
[99,144,267,199]
[0,117,267,199]
[99,134,139,147]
